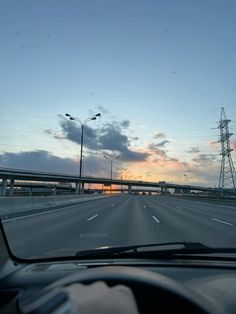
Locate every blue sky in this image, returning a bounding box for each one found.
[0,0,236,186]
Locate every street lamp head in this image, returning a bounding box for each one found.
[65,113,71,117]
[69,117,74,120]
[91,117,96,120]
[96,113,101,117]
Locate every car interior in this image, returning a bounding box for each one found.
[1,220,236,314]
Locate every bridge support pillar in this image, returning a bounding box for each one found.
[75,182,79,195]
[128,184,132,194]
[81,182,84,193]
[9,179,14,196]
[1,179,7,196]
[161,186,167,194]
[52,186,57,196]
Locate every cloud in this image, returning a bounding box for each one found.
[121,120,130,129]
[48,116,148,162]
[44,129,66,140]
[99,124,148,161]
[148,140,170,150]
[0,150,109,177]
[154,132,166,139]
[149,157,191,178]
[148,143,167,158]
[44,129,53,135]
[59,118,99,150]
[187,146,200,154]
[120,150,149,161]
[145,156,219,187]
[99,125,129,151]
[0,150,78,174]
[192,154,217,164]
[156,140,170,147]
[186,163,219,187]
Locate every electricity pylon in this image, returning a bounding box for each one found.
[218,107,235,190]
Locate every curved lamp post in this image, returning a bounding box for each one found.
[65,112,101,194]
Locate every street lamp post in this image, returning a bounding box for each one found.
[117,167,127,193]
[104,155,120,193]
[65,112,101,194]
[81,155,85,177]
[184,174,188,185]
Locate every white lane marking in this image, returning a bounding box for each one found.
[152,216,160,223]
[143,205,146,208]
[87,214,98,221]
[211,218,233,226]
[2,207,67,222]
[176,206,183,209]
[2,198,107,222]
[111,204,114,207]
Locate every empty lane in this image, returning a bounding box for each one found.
[2,195,236,258]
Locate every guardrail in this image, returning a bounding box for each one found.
[0,194,115,217]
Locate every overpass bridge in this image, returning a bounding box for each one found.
[0,167,220,196]
[5,182,162,196]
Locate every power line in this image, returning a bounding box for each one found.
[0,121,219,133]
[0,143,224,155]
[1,111,232,126]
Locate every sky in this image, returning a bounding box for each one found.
[0,0,236,187]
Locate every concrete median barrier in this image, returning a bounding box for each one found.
[0,194,115,217]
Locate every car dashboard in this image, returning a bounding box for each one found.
[1,223,236,314]
[1,258,236,313]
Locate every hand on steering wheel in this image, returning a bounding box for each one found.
[20,266,221,314]
[67,281,139,314]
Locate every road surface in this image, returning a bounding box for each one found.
[2,194,236,258]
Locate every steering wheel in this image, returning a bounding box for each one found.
[21,266,221,314]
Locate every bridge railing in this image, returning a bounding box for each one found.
[0,167,112,180]
[0,167,75,177]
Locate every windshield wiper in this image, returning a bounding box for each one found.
[75,241,213,257]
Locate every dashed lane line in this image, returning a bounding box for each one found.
[87,214,99,222]
[152,216,160,223]
[211,218,233,226]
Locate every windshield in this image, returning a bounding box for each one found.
[0,0,236,260]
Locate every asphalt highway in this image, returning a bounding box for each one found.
[2,194,236,259]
